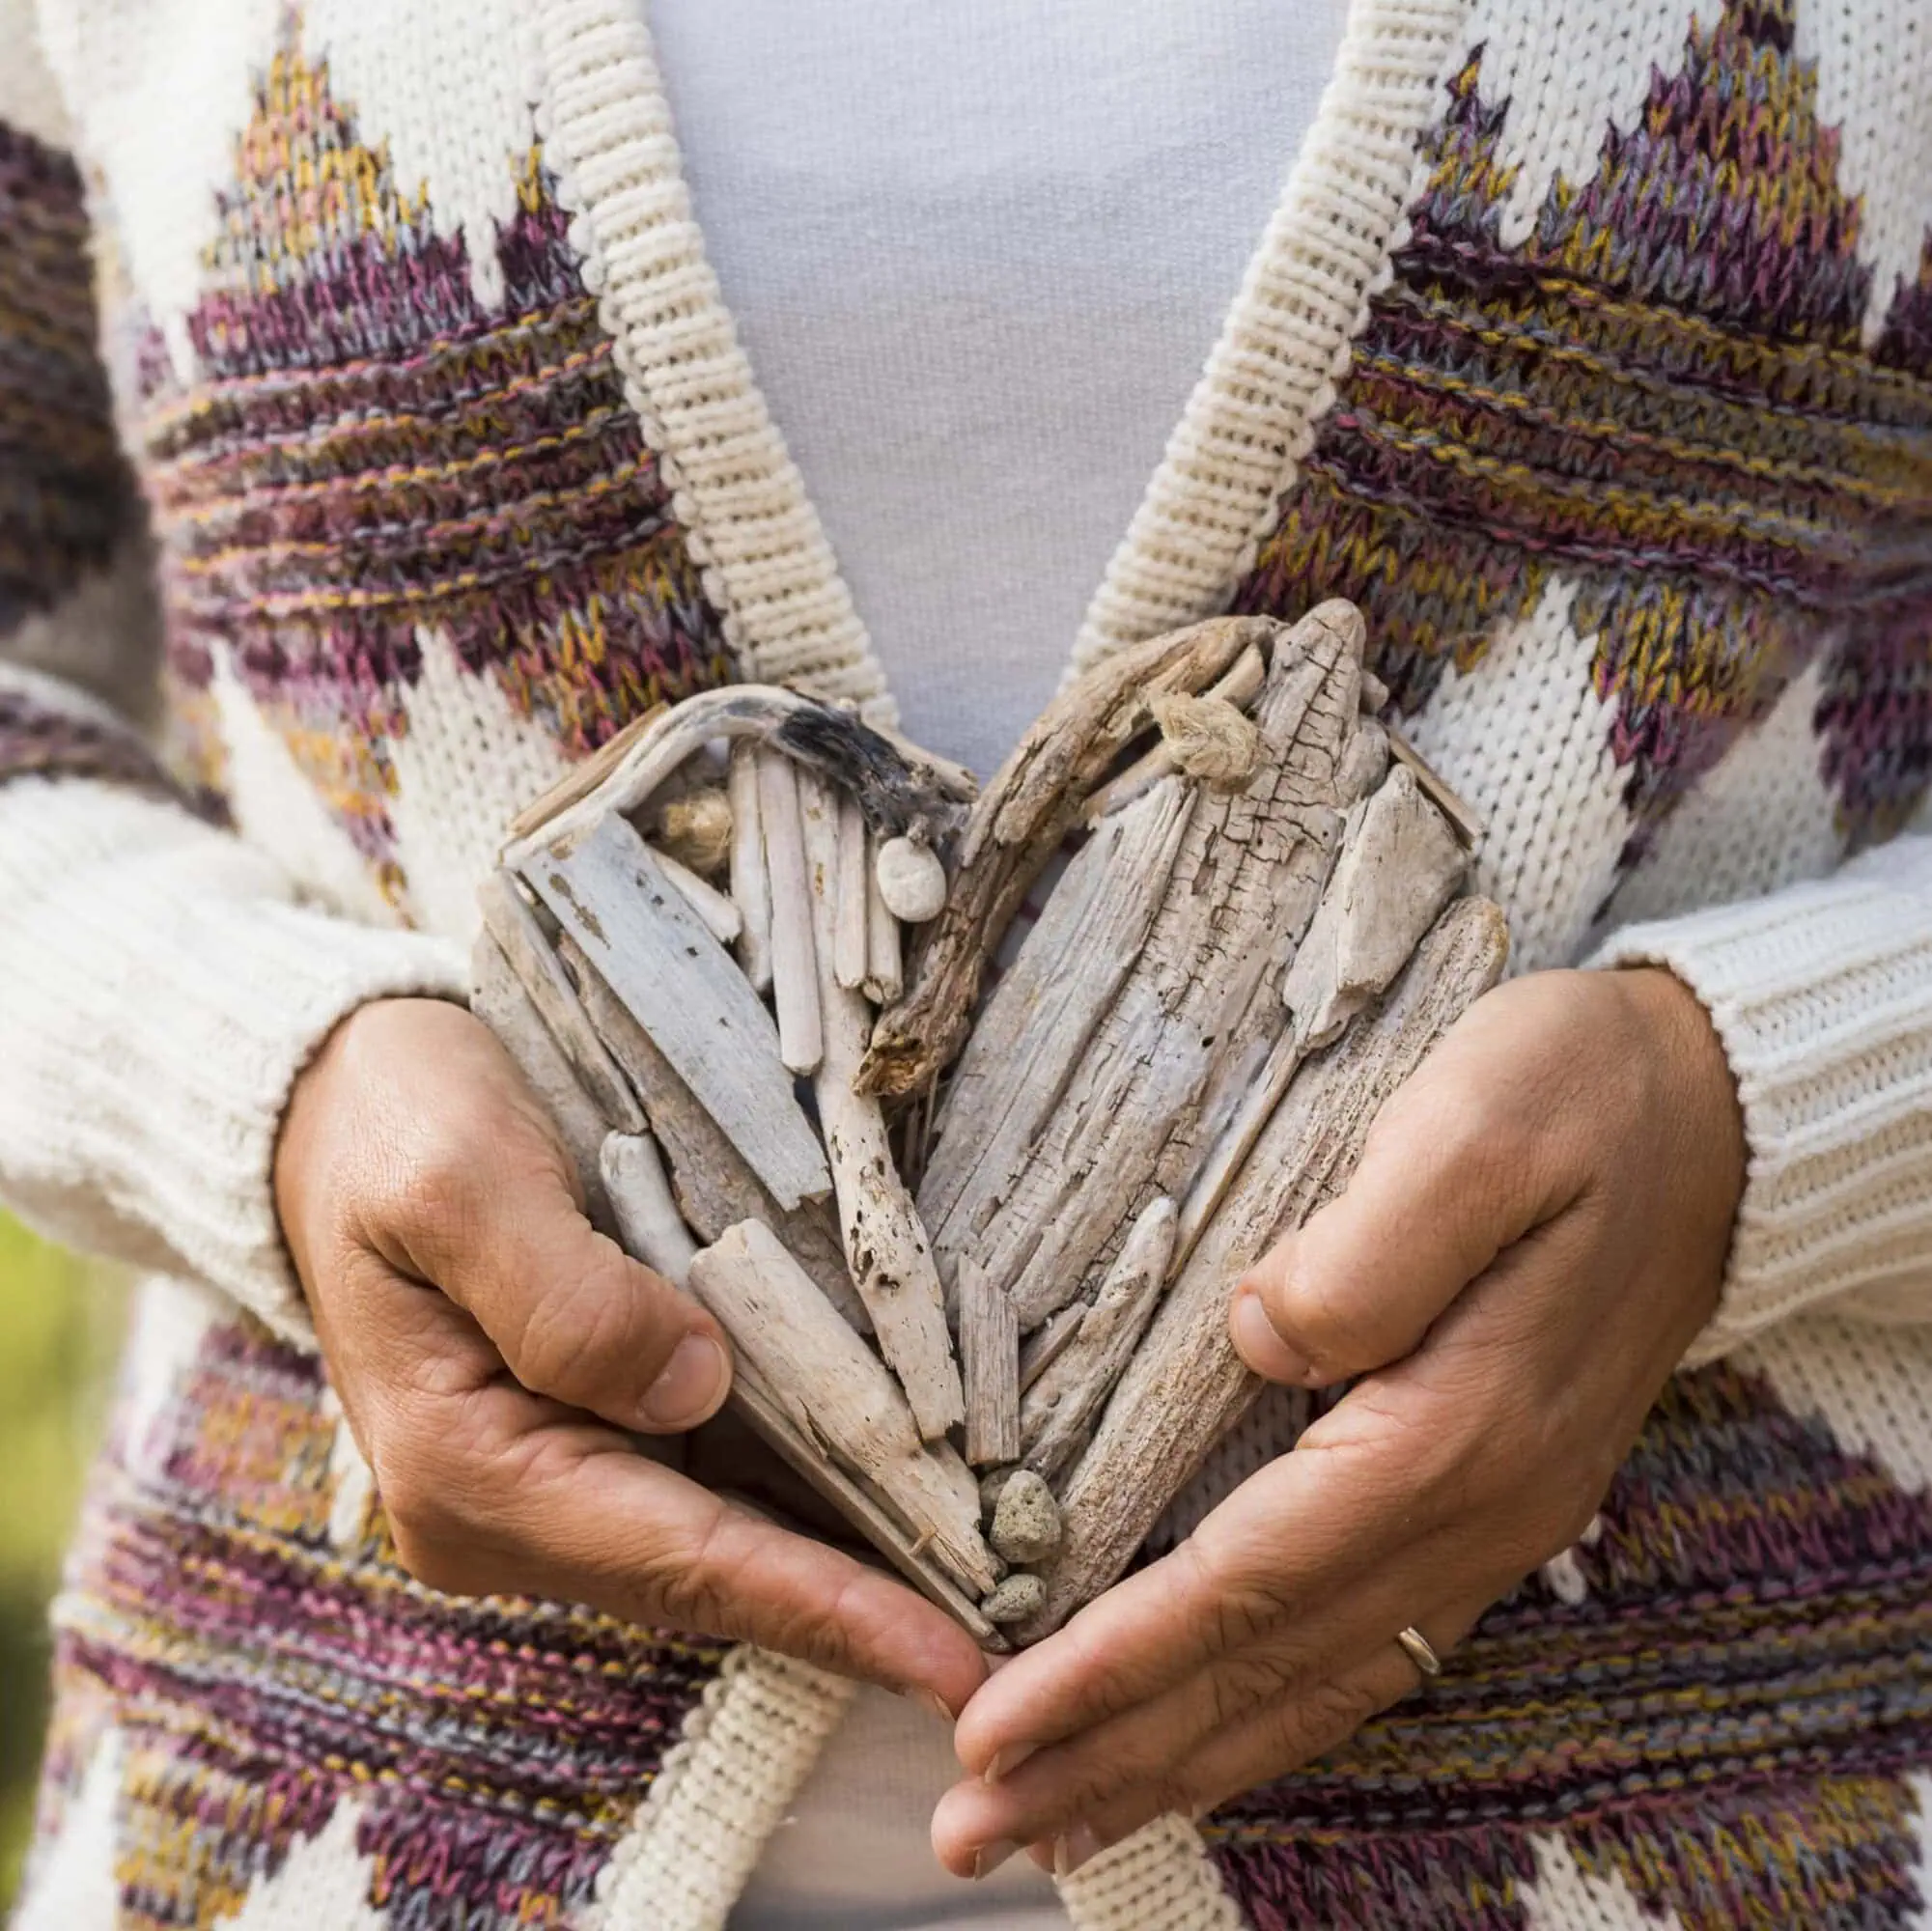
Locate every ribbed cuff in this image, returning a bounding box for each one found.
[0,777,467,1346]
[1590,836,1932,1363]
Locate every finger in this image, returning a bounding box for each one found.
[1229,1002,1578,1387]
[378,1359,988,1712]
[386,1137,731,1435]
[953,1423,1438,1778]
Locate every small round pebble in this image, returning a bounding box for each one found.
[990,1469,1062,1565]
[876,835,948,922]
[981,1572,1047,1625]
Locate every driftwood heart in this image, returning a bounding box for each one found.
[471,602,1507,1650]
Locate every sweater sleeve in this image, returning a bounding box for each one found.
[1590,832,1932,1364]
[0,50,464,1346]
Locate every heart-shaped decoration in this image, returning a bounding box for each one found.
[472,602,1507,1649]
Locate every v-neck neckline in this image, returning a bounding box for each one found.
[530,0,1468,733]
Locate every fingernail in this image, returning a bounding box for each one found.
[1230,1287,1309,1385]
[972,1839,1020,1881]
[638,1334,729,1430]
[917,1688,955,1722]
[1052,1822,1106,1878]
[983,1743,1035,1784]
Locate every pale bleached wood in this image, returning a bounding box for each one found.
[567,938,871,1334]
[477,870,646,1135]
[1016,897,1509,1642]
[1019,1195,1176,1484]
[863,831,903,1004]
[932,603,1375,1330]
[959,1257,1021,1468]
[799,771,966,1441]
[504,684,971,871]
[600,1131,698,1285]
[688,1222,996,1599]
[650,844,743,945]
[1085,643,1268,820]
[519,812,831,1213]
[728,742,774,994]
[760,750,825,1077]
[470,930,619,1236]
[1386,724,1483,848]
[506,703,666,846]
[834,796,871,992]
[862,613,1278,1099]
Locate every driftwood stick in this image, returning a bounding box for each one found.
[506,704,666,846]
[760,750,825,1077]
[470,931,619,1236]
[728,742,774,994]
[1386,724,1483,848]
[960,1257,1021,1468]
[502,685,969,871]
[834,796,872,992]
[650,844,743,945]
[477,870,646,1135]
[863,830,904,1004]
[1019,1195,1177,1485]
[688,1222,996,1599]
[519,813,830,1212]
[800,772,966,1441]
[1017,897,1509,1641]
[600,1131,699,1286]
[567,939,871,1333]
[861,613,1279,1099]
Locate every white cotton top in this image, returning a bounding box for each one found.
[646,4,1348,1925]
[650,0,1350,784]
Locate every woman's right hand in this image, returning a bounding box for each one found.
[274,994,985,1709]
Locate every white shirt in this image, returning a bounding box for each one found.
[648,4,1350,1924]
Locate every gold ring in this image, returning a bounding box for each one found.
[1396,1625,1442,1678]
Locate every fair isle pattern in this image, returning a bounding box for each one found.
[137,22,736,907]
[1203,1362,1932,1930]
[1235,0,1932,854]
[36,1311,729,1930]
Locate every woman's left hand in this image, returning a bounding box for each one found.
[931,965,1748,1882]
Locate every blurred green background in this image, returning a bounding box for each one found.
[0,1214,125,1909]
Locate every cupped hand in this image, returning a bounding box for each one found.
[276,995,985,1711]
[933,966,1746,1880]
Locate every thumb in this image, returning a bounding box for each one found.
[1228,1063,1552,1389]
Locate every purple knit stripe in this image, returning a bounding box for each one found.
[0,121,138,638]
[1235,0,1932,852]
[0,679,180,798]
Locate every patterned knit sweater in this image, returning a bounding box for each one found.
[5,3,1932,1928]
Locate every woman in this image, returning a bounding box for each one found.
[4,1,1930,1926]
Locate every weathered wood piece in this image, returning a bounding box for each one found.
[688,1222,996,1599]
[1386,724,1482,848]
[506,703,666,845]
[959,1257,1021,1468]
[929,602,1378,1329]
[600,1131,699,1286]
[834,796,872,992]
[477,870,646,1134]
[1015,897,1509,1642]
[728,742,774,994]
[861,613,1278,1099]
[505,685,971,869]
[469,931,619,1236]
[1279,763,1467,1053]
[760,749,825,1077]
[799,772,966,1441]
[567,938,870,1333]
[863,833,904,1005]
[520,812,830,1213]
[1018,1195,1177,1484]
[650,844,743,945]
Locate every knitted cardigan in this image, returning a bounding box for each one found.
[6,2,1932,1927]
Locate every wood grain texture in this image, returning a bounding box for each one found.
[960,1257,1021,1468]
[519,812,829,1213]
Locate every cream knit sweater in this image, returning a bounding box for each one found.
[6,1,1932,1927]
